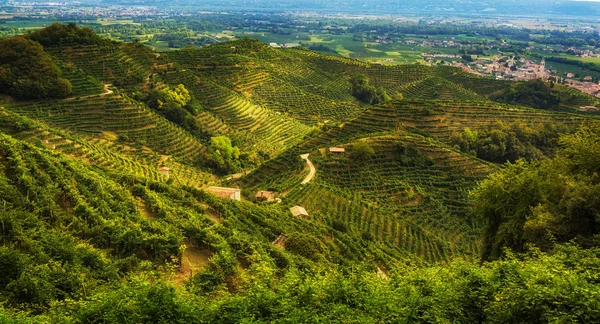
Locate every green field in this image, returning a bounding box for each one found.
[545,60,600,79]
[246,32,426,64]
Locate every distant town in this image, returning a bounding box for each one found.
[2,1,600,101]
[431,56,600,99]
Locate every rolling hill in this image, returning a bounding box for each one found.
[1,24,600,322]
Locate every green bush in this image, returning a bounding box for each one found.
[350,75,390,105]
[285,233,326,261]
[0,36,72,99]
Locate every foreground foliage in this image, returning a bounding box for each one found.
[473,128,600,260]
[1,244,599,323]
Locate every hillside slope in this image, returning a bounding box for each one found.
[2,24,600,322]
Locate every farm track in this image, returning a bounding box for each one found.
[300,153,316,184]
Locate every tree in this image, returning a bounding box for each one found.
[147,84,191,110]
[144,84,207,138]
[471,128,600,261]
[0,36,72,99]
[285,233,326,261]
[350,75,390,105]
[207,136,241,173]
[490,79,561,110]
[25,22,111,47]
[162,84,191,108]
[211,136,240,161]
[351,142,375,162]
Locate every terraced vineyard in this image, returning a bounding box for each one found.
[554,83,600,109]
[0,107,213,188]
[3,32,600,267]
[4,94,207,166]
[165,44,365,125]
[59,63,104,97]
[279,135,488,263]
[284,183,475,263]
[329,100,600,145]
[5,23,600,323]
[206,93,312,149]
[234,95,600,263]
[233,126,489,263]
[47,43,155,88]
[398,76,483,101]
[435,67,511,96]
[159,69,314,156]
[252,79,362,124]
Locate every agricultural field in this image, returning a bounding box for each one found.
[544,60,600,79]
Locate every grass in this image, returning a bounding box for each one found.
[153,41,178,51]
[246,32,427,64]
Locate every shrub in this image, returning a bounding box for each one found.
[285,233,326,261]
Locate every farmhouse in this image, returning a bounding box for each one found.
[329,147,345,153]
[255,190,276,201]
[158,165,170,178]
[206,186,241,201]
[290,206,309,219]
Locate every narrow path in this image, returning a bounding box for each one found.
[300,153,316,184]
[225,170,251,180]
[65,84,113,101]
[101,84,114,96]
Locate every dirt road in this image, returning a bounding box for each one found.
[300,153,315,184]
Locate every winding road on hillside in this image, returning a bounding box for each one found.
[300,153,315,184]
[66,84,113,101]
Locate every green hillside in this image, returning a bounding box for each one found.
[1,24,600,322]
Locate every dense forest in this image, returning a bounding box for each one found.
[490,79,561,110]
[473,128,600,260]
[1,23,600,322]
[449,121,571,163]
[25,22,115,47]
[0,36,72,99]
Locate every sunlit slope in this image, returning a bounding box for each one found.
[47,43,155,89]
[0,107,213,188]
[3,94,208,168]
[159,69,314,157]
[234,98,600,262]
[0,131,415,276]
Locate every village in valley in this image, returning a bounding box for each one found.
[427,55,600,102]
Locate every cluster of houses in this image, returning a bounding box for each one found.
[441,56,550,81]
[10,3,166,19]
[564,47,600,58]
[204,186,310,218]
[432,54,600,98]
[562,77,600,98]
[269,42,301,48]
